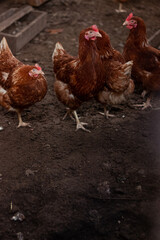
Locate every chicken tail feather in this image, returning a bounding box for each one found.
[0,37,12,55]
[123,60,133,77]
[52,42,64,60]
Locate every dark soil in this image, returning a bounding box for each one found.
[0,0,160,239]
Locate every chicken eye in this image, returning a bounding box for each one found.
[32,68,36,72]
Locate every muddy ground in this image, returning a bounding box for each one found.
[0,0,160,239]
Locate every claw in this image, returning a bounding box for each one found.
[73,110,90,133]
[99,106,115,119]
[17,122,31,128]
[99,111,115,119]
[115,9,126,13]
[76,122,90,133]
[17,111,31,128]
[133,102,152,110]
[115,3,126,13]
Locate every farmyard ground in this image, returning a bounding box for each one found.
[0,0,160,239]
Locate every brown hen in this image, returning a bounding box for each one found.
[93,26,134,118]
[52,27,104,132]
[0,37,47,127]
[123,13,160,109]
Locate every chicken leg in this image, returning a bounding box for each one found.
[73,111,90,133]
[63,108,75,121]
[115,3,126,13]
[99,106,115,118]
[17,110,31,128]
[133,96,152,110]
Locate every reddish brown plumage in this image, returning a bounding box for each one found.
[0,38,47,127]
[94,29,134,116]
[52,27,105,131]
[53,29,105,101]
[123,15,160,108]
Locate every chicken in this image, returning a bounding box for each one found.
[0,37,47,127]
[123,13,160,109]
[93,26,134,118]
[52,27,104,132]
[114,0,128,13]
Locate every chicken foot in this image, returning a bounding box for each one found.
[17,110,31,128]
[99,106,115,119]
[73,111,90,133]
[133,96,152,110]
[115,3,126,13]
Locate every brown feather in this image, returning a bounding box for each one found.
[53,28,105,110]
[123,16,160,92]
[0,38,47,126]
[94,29,134,108]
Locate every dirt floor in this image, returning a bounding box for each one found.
[0,0,160,239]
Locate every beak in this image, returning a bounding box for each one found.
[123,21,128,26]
[95,32,102,38]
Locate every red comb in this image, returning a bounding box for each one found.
[126,13,133,22]
[35,63,42,70]
[91,25,99,32]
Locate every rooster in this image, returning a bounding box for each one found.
[93,26,134,118]
[0,37,47,127]
[123,13,160,109]
[114,0,128,13]
[52,27,104,132]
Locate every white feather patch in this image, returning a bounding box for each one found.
[0,86,7,95]
[52,42,64,59]
[69,93,74,99]
[0,37,7,52]
[71,60,78,68]
[2,72,9,81]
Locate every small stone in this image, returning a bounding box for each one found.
[25,169,37,176]
[17,232,24,240]
[136,185,142,191]
[97,181,110,197]
[89,209,101,223]
[103,162,111,169]
[138,169,145,175]
[54,118,60,125]
[0,126,4,131]
[11,212,25,221]
[44,144,51,148]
